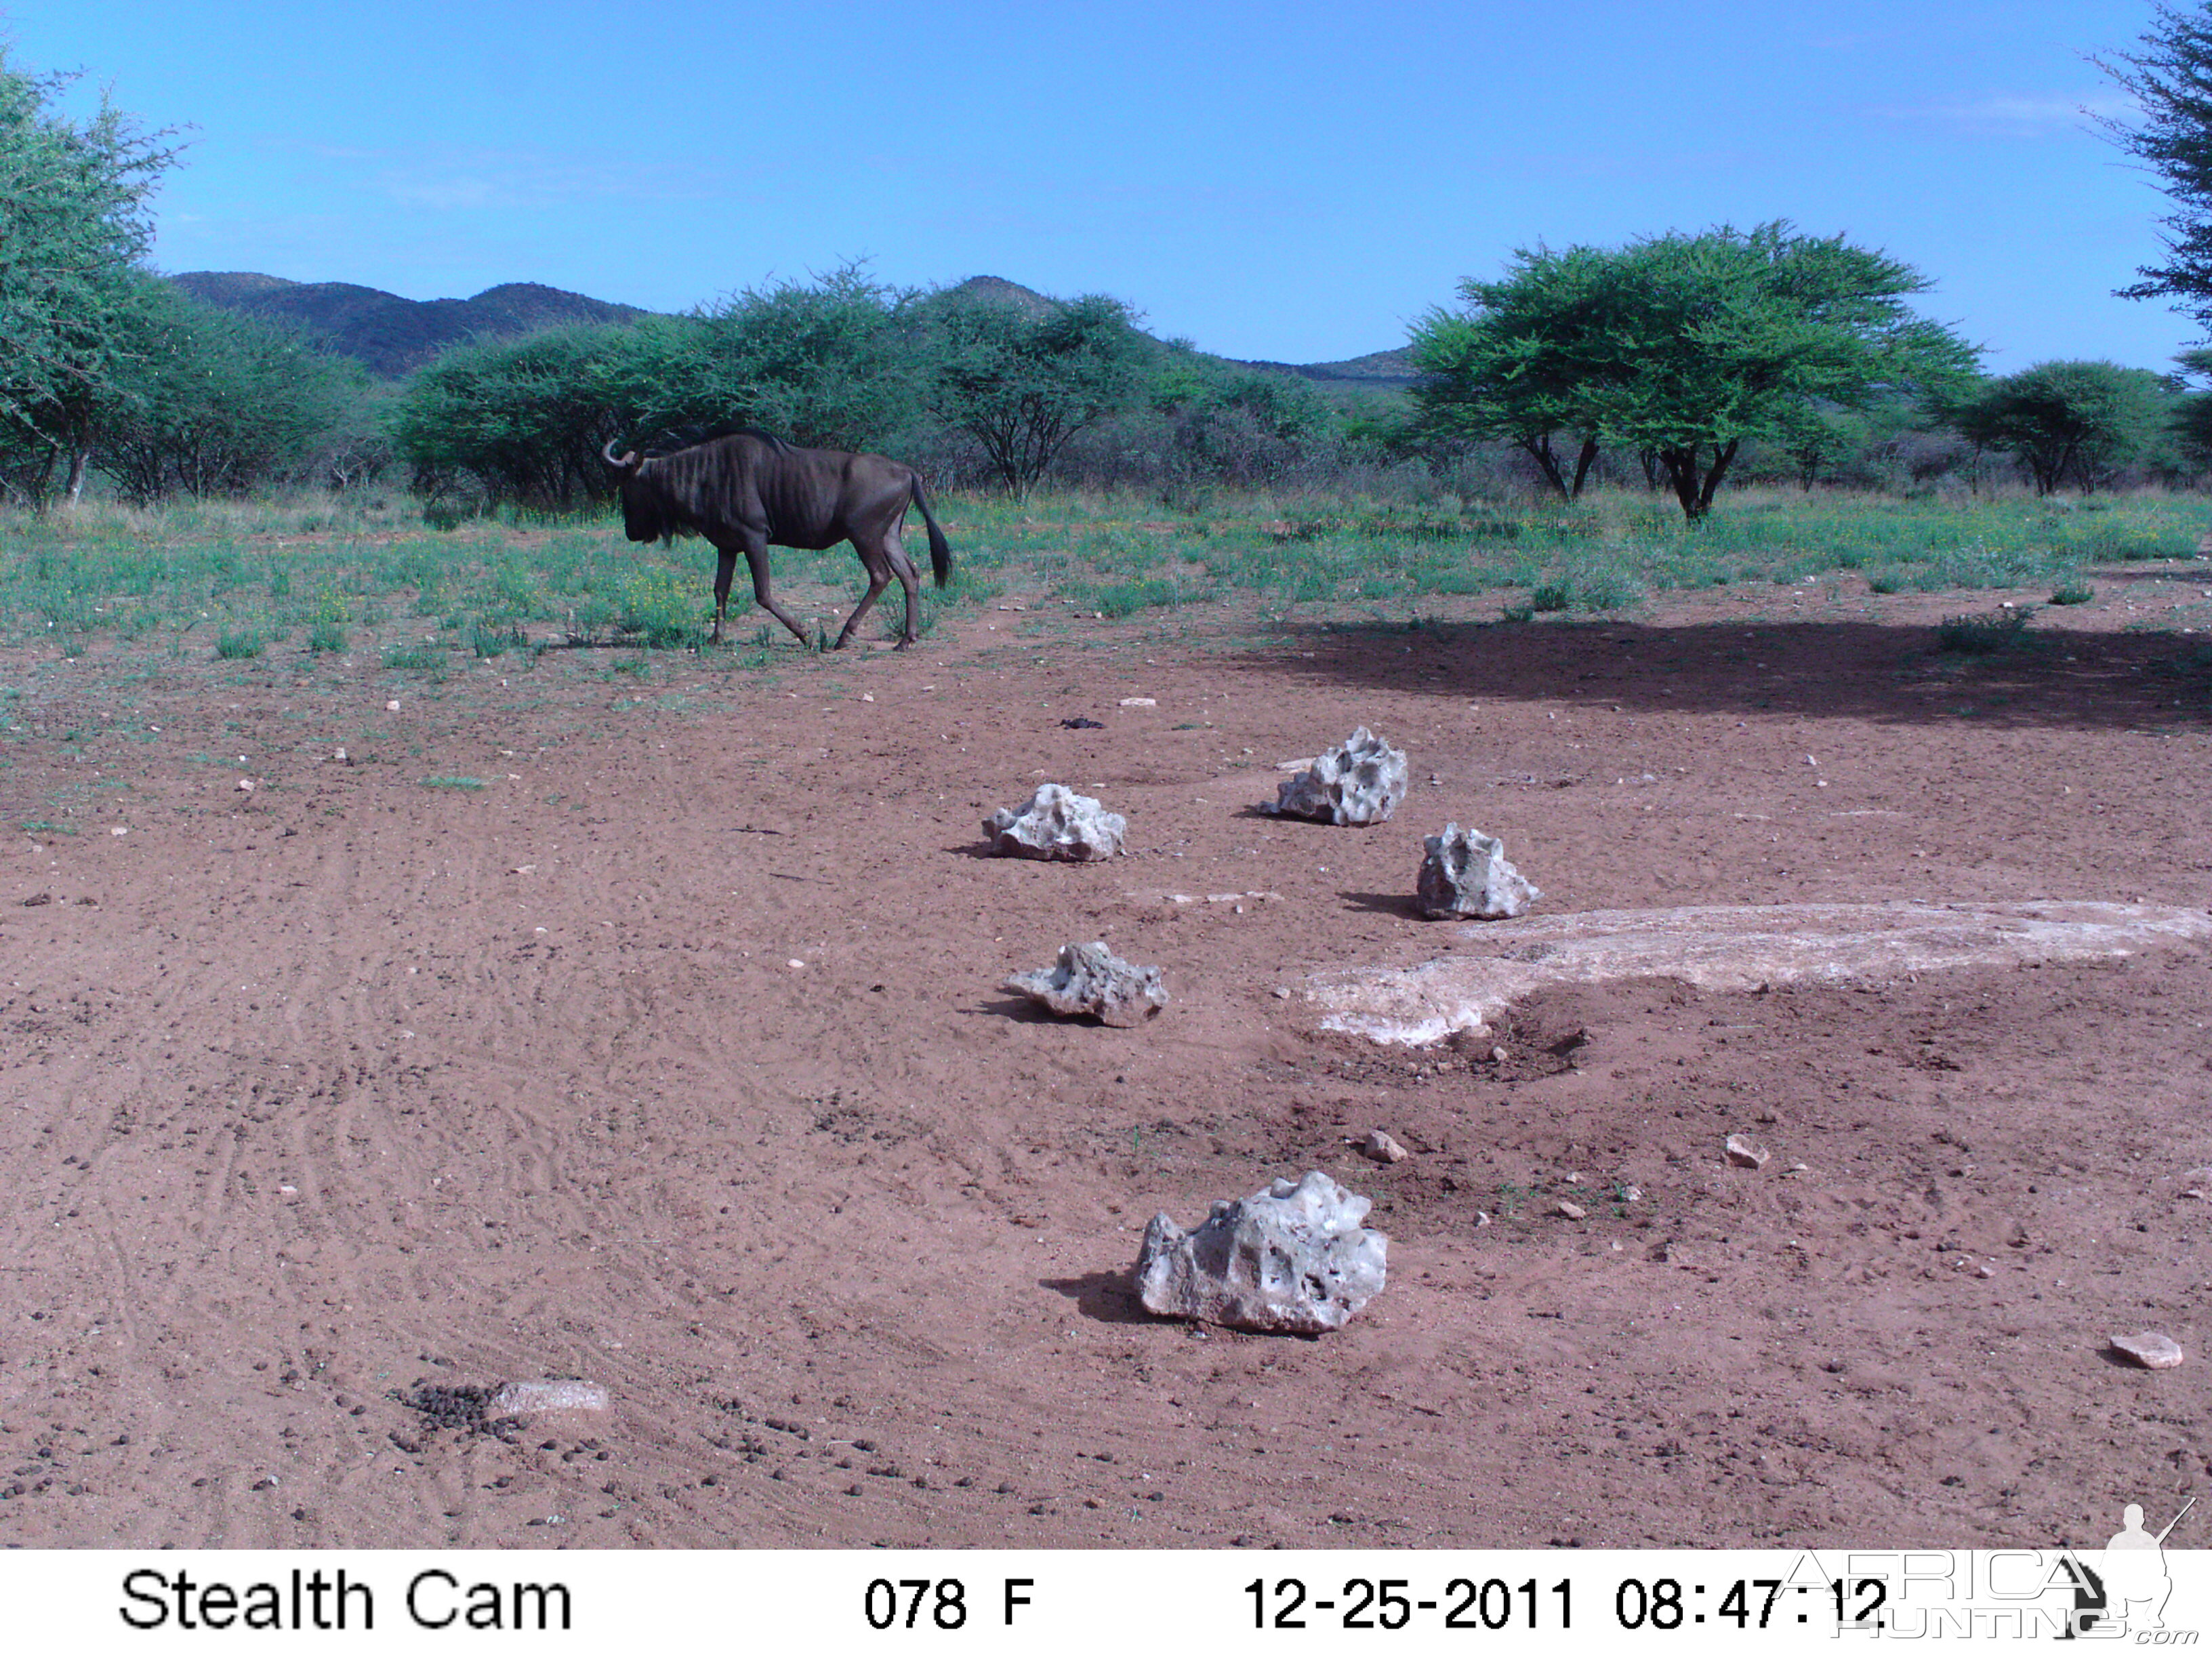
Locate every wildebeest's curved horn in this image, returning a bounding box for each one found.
[602,439,638,470]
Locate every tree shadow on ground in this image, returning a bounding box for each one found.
[1233,611,2212,733]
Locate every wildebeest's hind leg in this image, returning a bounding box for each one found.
[724,532,808,645]
[832,529,920,650]
[833,524,923,650]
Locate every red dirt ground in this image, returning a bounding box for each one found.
[3,567,2211,1550]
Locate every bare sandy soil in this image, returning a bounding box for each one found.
[3,569,2211,1551]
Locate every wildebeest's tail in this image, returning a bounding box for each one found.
[911,472,952,587]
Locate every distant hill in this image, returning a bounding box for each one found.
[167,268,1412,392]
[939,274,1061,319]
[166,272,649,377]
[1229,348,1419,390]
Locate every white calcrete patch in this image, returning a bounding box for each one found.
[1305,901,2212,1047]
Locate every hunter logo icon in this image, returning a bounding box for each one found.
[2101,1497,2192,1634]
[2056,1496,2194,1637]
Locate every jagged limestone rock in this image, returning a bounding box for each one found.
[1417,823,1541,920]
[1268,727,1407,825]
[984,783,1126,861]
[1135,1170,1388,1334]
[1005,941,1166,1027]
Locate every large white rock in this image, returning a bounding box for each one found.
[1418,823,1540,920]
[1005,941,1166,1026]
[1269,727,1407,825]
[984,783,1126,861]
[1136,1170,1388,1334]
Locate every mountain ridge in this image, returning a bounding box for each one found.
[166,270,1412,388]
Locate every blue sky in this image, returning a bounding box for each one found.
[7,1,2192,371]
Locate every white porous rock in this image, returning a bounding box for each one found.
[1135,1170,1388,1334]
[1005,941,1166,1027]
[1269,727,1408,825]
[984,783,1126,861]
[1417,823,1541,920]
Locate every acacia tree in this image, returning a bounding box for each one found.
[1412,224,1979,520]
[1408,244,1615,500]
[2096,5,2212,327]
[0,48,177,508]
[920,289,1151,494]
[1948,361,2178,494]
[98,280,367,501]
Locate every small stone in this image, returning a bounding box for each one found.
[1416,823,1541,920]
[2182,1168,2212,1199]
[2110,1330,2185,1370]
[1271,987,1291,1000]
[984,783,1126,861]
[1006,941,1166,1027]
[490,1380,611,1414]
[1490,1045,1509,1063]
[786,959,804,969]
[110,827,127,837]
[1361,1130,1409,1164]
[1725,1134,1770,1170]
[1118,697,1157,708]
[1267,727,1408,825]
[1135,1170,1387,1334]
[1620,1185,1642,1202]
[332,747,347,762]
[1555,1200,1587,1221]
[237,778,255,793]
[385,699,401,712]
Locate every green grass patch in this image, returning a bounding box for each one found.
[2049,583,2095,605]
[215,630,264,659]
[419,776,489,791]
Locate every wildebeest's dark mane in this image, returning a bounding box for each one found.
[636,423,791,461]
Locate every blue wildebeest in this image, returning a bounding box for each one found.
[601,427,951,649]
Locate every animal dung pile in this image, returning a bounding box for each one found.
[983,783,1126,861]
[1135,1170,1389,1334]
[1004,941,1167,1026]
[1267,726,1408,825]
[1416,823,1542,920]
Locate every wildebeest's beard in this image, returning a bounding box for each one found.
[619,478,668,545]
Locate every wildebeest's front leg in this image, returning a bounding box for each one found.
[718,531,809,646]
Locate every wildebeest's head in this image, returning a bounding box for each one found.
[602,439,666,544]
